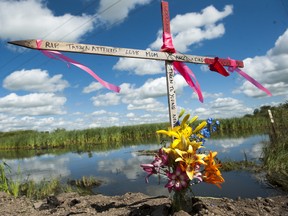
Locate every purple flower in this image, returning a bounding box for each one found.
[140,149,168,183]
[165,166,189,193]
[191,172,203,185]
[140,163,156,183]
[158,148,169,166]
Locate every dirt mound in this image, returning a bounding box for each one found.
[0,192,287,215]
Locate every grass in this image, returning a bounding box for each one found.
[260,105,288,190]
[0,161,104,199]
[68,176,103,189]
[0,162,10,195]
[221,160,260,172]
[0,123,166,150]
[0,117,269,150]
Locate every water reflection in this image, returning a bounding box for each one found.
[1,135,284,199]
[204,135,269,161]
[7,154,71,182]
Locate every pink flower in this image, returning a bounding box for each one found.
[140,149,168,183]
[140,163,156,183]
[165,166,189,193]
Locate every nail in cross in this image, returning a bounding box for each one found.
[9,1,243,128]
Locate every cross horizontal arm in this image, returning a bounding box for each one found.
[9,39,244,67]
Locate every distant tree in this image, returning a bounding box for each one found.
[259,105,272,116]
[253,108,260,116]
[280,100,288,109]
[244,114,253,118]
[53,128,66,133]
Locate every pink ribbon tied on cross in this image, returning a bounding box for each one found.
[161,32,204,103]
[36,39,120,93]
[228,57,272,96]
[207,56,271,96]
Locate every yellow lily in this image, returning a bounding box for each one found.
[193,121,207,133]
[188,115,198,125]
[156,126,180,138]
[175,145,206,180]
[188,140,204,151]
[161,147,178,163]
[178,109,186,119]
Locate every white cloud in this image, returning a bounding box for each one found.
[234,29,288,97]
[0,0,94,42]
[0,0,156,43]
[87,81,171,122]
[150,5,233,52]
[7,155,70,182]
[268,29,288,56]
[212,97,240,108]
[91,92,121,106]
[126,112,135,118]
[139,77,168,97]
[3,69,69,92]
[89,76,185,115]
[0,93,66,115]
[139,75,187,98]
[194,97,253,119]
[192,91,223,100]
[113,58,163,75]
[97,152,155,180]
[96,0,152,25]
[0,115,59,132]
[92,110,108,115]
[113,5,233,76]
[127,98,166,112]
[88,115,120,128]
[207,138,246,154]
[83,82,103,93]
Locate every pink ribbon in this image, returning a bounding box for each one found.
[228,58,272,96]
[36,40,120,93]
[161,32,203,102]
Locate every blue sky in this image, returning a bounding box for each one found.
[0,0,287,132]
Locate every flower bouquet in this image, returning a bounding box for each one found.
[140,110,224,212]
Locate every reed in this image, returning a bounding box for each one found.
[0,103,286,153]
[0,118,273,150]
[68,176,103,188]
[262,106,288,190]
[0,123,166,150]
[0,162,10,194]
[0,161,21,197]
[19,178,74,200]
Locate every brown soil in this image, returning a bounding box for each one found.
[0,192,287,216]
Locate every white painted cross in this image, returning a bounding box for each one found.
[9,1,243,128]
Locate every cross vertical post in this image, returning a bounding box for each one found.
[161,1,177,128]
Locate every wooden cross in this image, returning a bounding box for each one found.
[8,1,243,128]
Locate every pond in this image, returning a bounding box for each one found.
[0,134,285,199]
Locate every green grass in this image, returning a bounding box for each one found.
[0,161,104,199]
[68,176,103,189]
[221,160,260,172]
[262,106,288,190]
[0,162,10,195]
[0,123,166,150]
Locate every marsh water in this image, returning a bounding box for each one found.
[0,134,285,199]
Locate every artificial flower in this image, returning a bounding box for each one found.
[165,166,189,192]
[175,145,206,180]
[140,149,168,183]
[202,151,224,188]
[141,111,224,197]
